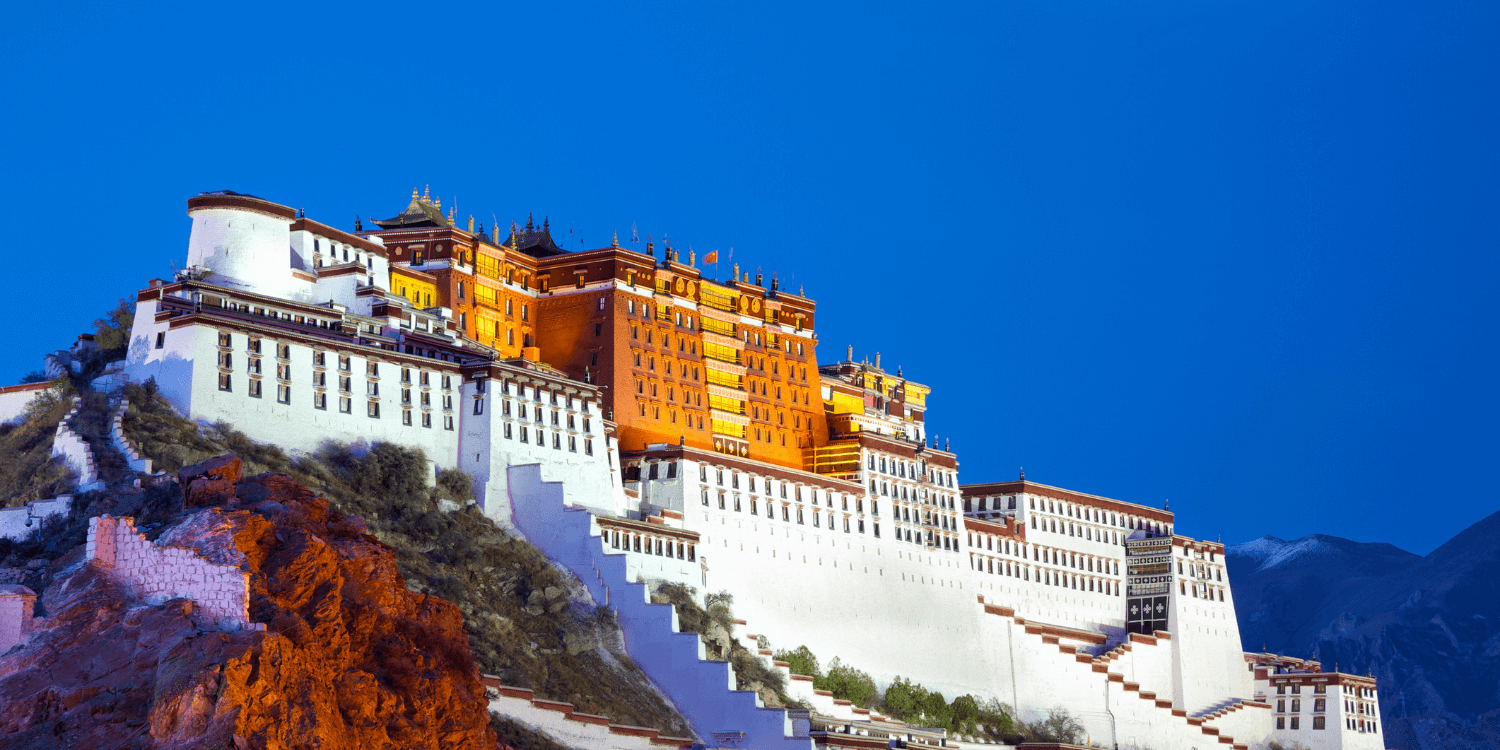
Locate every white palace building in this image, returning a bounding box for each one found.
[105,191,1383,750]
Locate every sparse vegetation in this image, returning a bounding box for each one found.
[105,384,692,734]
[650,582,790,706]
[1016,706,1084,743]
[0,378,76,507]
[769,643,1017,740]
[92,298,135,363]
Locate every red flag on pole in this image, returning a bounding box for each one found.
[703,250,718,264]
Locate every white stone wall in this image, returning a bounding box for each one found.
[0,384,48,426]
[186,206,308,302]
[109,399,152,474]
[0,585,37,653]
[468,377,622,525]
[508,464,811,750]
[0,495,73,541]
[85,515,259,632]
[485,684,688,750]
[626,463,1274,749]
[52,397,102,492]
[1169,545,1252,714]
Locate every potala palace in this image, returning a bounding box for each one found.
[36,190,1386,749]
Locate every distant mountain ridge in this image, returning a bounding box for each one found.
[1228,511,1500,750]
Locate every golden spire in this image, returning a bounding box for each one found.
[612,230,619,248]
[468,215,475,233]
[434,195,441,209]
[411,187,419,202]
[423,185,430,202]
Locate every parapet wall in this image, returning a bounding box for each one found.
[0,495,73,541]
[52,397,102,492]
[0,382,50,426]
[86,514,258,631]
[0,584,38,653]
[109,399,152,474]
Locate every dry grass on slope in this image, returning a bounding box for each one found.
[118,382,691,736]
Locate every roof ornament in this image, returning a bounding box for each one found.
[689,249,696,266]
[847,345,853,360]
[945,438,950,451]
[433,195,441,209]
[298,205,305,218]
[423,185,430,202]
[412,187,420,202]
[1019,467,1025,480]
[526,213,534,231]
[897,366,903,377]
[612,230,620,248]
[468,215,475,233]
[543,216,549,232]
[355,215,362,232]
[800,284,805,295]
[1165,499,1171,511]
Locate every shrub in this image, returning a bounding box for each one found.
[1018,706,1084,743]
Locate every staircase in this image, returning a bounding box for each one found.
[983,601,1255,750]
[507,464,813,750]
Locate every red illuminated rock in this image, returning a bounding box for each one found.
[0,464,499,750]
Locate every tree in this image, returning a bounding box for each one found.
[1019,707,1084,743]
[816,657,878,708]
[773,645,820,678]
[881,676,927,721]
[93,298,135,362]
[18,370,49,384]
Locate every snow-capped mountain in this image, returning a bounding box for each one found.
[1227,511,1500,749]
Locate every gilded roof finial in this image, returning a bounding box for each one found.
[689,249,695,266]
[526,212,534,231]
[468,215,475,233]
[423,185,430,202]
[433,195,441,209]
[412,187,419,202]
[612,230,620,248]
[448,207,455,223]
[543,216,549,232]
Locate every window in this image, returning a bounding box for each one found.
[474,398,484,415]
[248,379,262,398]
[367,401,380,418]
[218,373,232,392]
[154,331,165,349]
[314,392,327,410]
[277,385,291,404]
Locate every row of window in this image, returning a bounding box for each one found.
[701,490,875,535]
[699,464,868,509]
[607,529,695,560]
[1029,495,1170,538]
[495,422,593,454]
[216,373,457,429]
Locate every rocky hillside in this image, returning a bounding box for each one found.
[1228,512,1500,750]
[0,458,499,750]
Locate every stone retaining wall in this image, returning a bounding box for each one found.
[52,397,102,492]
[0,495,74,541]
[109,399,152,474]
[86,514,258,632]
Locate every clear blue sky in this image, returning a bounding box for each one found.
[2,1,1494,554]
